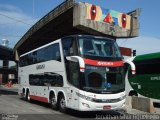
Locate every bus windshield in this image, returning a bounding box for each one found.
[78,37,121,58]
[62,36,124,94]
[81,65,125,94]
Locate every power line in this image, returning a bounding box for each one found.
[0,21,20,25]
[0,13,32,26]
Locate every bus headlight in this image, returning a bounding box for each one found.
[76,92,93,101]
[119,95,126,100]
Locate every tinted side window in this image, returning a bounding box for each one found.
[128,61,160,78]
[29,73,63,87]
[135,59,160,75]
[52,43,61,61]
[19,43,61,67]
[37,43,61,62]
[29,75,41,86]
[66,61,80,88]
[136,63,160,75]
[62,38,78,57]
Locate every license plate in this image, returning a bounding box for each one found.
[103,105,111,109]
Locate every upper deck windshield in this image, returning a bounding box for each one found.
[78,37,121,59]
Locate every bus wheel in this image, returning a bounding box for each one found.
[22,88,25,100]
[129,91,138,96]
[26,90,31,102]
[59,95,66,113]
[50,94,57,110]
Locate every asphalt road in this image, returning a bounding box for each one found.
[0,89,124,120]
[0,88,160,120]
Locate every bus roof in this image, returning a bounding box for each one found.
[134,52,160,61]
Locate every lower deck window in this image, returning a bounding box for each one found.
[29,73,63,87]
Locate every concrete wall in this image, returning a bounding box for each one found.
[126,96,156,113]
[73,2,139,38]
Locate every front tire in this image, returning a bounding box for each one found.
[59,95,66,113]
[129,90,138,96]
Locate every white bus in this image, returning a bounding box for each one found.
[18,35,130,112]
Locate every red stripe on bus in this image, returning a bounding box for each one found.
[80,67,85,70]
[83,58,124,67]
[30,95,48,103]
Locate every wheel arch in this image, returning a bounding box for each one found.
[49,90,57,101]
[129,90,138,96]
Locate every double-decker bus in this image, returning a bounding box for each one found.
[125,52,160,103]
[18,35,134,112]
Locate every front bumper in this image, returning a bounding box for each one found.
[78,97,126,111]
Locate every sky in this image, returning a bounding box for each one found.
[0,0,160,55]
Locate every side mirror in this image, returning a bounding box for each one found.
[124,59,136,75]
[66,56,79,62]
[66,56,85,72]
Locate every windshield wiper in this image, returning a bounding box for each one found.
[83,87,108,92]
[83,87,95,92]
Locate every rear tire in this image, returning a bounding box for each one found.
[50,94,58,110]
[59,95,66,113]
[21,88,25,100]
[25,90,31,102]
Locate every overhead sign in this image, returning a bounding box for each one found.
[85,3,131,30]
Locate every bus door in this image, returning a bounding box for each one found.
[65,61,80,109]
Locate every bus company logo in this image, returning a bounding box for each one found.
[97,61,113,66]
[36,64,45,70]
